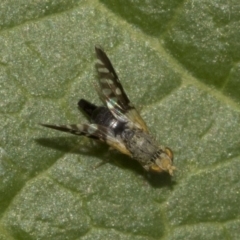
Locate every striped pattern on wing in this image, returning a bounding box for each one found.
[40,123,131,156]
[95,46,148,132]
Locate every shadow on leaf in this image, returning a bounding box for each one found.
[36,137,175,188]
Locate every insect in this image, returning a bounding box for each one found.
[41,46,176,175]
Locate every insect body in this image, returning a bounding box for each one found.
[41,46,176,175]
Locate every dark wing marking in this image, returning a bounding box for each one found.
[95,46,130,108]
[95,46,148,132]
[40,123,131,156]
[41,123,101,140]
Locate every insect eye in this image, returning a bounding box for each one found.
[165,147,173,161]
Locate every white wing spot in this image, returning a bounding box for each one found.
[115,88,122,95]
[96,59,103,65]
[98,67,109,73]
[107,97,118,110]
[88,126,97,135]
[100,79,113,85]
[102,88,112,96]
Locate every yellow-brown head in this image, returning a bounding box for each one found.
[149,147,176,175]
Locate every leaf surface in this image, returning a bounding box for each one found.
[0,0,239,239]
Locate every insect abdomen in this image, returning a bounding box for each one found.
[79,99,111,125]
[78,99,98,119]
[79,99,125,135]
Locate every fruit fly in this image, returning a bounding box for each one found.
[41,46,176,175]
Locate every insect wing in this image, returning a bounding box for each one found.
[95,46,148,132]
[40,123,131,156]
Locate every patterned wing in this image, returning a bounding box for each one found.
[95,46,148,132]
[40,123,131,156]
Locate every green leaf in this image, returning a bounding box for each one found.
[0,0,240,239]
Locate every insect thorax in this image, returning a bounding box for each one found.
[121,128,159,165]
